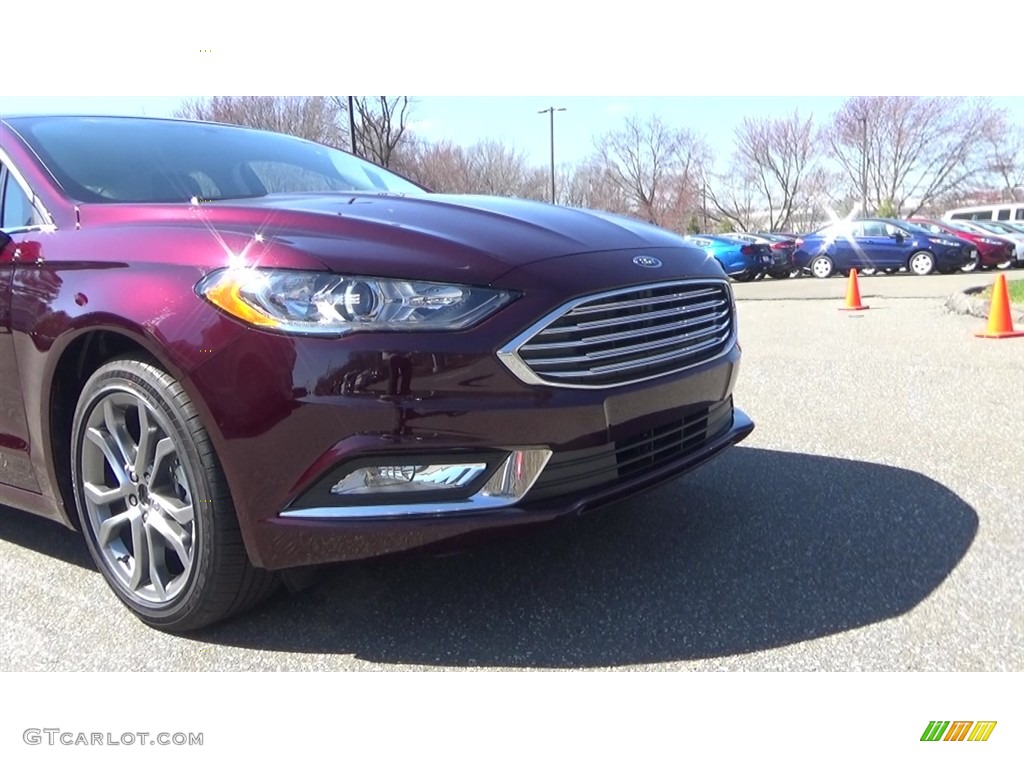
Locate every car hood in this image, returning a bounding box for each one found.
[79,192,697,284]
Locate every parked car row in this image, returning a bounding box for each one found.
[682,232,798,281]
[685,216,1024,281]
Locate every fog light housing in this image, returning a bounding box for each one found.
[281,448,553,519]
[331,463,489,495]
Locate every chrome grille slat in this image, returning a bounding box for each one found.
[539,333,730,378]
[537,297,728,334]
[525,320,730,366]
[520,307,731,351]
[498,279,735,389]
[565,286,722,315]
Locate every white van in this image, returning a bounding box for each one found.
[943,203,1024,222]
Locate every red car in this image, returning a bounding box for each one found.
[905,217,1014,271]
[0,115,753,631]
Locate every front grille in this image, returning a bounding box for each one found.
[526,397,734,501]
[501,280,734,388]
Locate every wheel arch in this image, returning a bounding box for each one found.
[44,325,195,530]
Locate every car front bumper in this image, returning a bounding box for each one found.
[186,319,751,570]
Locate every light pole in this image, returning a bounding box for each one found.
[859,114,868,216]
[348,96,357,155]
[538,106,566,204]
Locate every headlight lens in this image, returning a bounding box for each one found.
[197,268,515,335]
[932,238,960,247]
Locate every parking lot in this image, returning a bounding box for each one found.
[1,271,1021,671]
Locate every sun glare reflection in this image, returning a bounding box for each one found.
[820,201,869,265]
[188,201,279,270]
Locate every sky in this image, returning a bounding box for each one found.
[4,96,1022,174]
[1,3,1020,176]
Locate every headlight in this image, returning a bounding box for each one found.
[196,268,515,335]
[931,238,960,247]
[982,238,1002,245]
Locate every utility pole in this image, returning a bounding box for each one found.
[538,106,566,204]
[701,179,708,231]
[859,114,868,216]
[348,96,357,156]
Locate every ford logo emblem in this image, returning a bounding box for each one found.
[633,255,662,268]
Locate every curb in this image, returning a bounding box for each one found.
[945,284,1024,324]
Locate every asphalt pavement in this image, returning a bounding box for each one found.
[2,270,1022,671]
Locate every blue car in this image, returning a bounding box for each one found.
[683,234,773,281]
[793,218,974,278]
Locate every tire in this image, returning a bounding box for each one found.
[860,268,878,276]
[908,250,935,276]
[996,259,1013,270]
[731,270,756,283]
[70,356,278,632]
[961,252,980,273]
[810,255,834,279]
[769,270,791,280]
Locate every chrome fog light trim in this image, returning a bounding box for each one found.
[280,448,553,520]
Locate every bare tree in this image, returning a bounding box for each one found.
[824,96,1003,217]
[985,122,1024,201]
[392,138,469,192]
[729,111,819,231]
[595,115,709,231]
[704,165,762,232]
[175,96,347,146]
[395,137,548,199]
[341,97,414,169]
[558,161,630,213]
[464,140,548,199]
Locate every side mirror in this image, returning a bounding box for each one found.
[0,231,13,253]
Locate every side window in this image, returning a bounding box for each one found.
[972,211,992,220]
[996,209,1010,221]
[0,164,42,230]
[1016,209,1024,220]
[862,221,886,237]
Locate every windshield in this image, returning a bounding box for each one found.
[981,221,1024,234]
[5,115,425,204]
[900,221,937,235]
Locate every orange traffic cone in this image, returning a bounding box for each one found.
[975,273,1024,339]
[838,268,868,311]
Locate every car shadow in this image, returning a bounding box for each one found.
[0,447,979,668]
[202,446,978,666]
[0,506,94,571]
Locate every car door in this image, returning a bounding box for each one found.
[829,222,858,268]
[0,162,44,493]
[853,220,894,268]
[882,223,916,268]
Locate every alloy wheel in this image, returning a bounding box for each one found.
[79,389,196,605]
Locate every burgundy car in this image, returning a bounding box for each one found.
[0,115,753,631]
[905,217,1014,271]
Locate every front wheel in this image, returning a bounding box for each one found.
[908,250,935,276]
[810,255,835,279]
[71,356,277,633]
